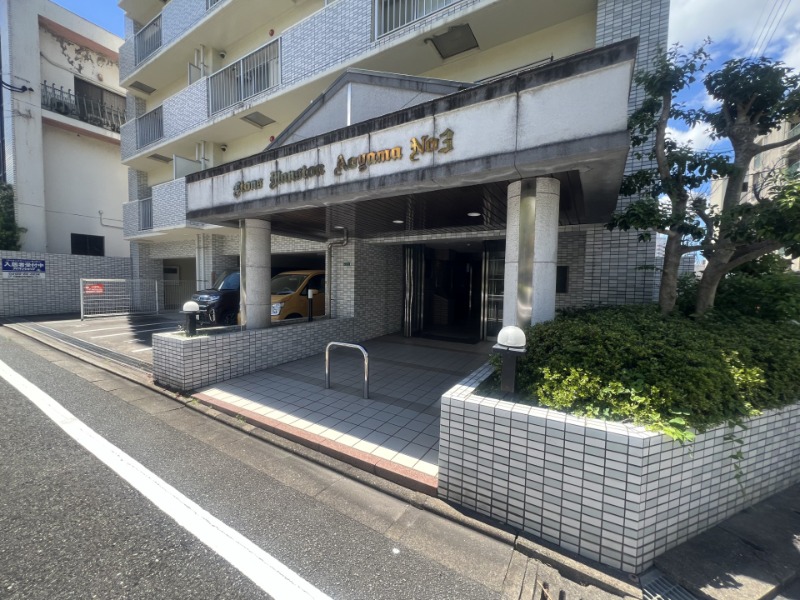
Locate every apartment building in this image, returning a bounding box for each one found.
[0,0,129,257]
[710,119,800,271]
[120,0,669,345]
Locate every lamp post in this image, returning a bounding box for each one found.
[181,300,200,337]
[492,326,526,393]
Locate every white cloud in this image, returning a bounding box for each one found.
[666,124,716,151]
[669,0,800,69]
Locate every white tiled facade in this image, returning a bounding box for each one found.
[120,0,671,315]
[439,365,800,573]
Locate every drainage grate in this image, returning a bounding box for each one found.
[641,570,699,600]
[11,320,153,374]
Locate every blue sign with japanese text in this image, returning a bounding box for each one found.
[2,258,46,279]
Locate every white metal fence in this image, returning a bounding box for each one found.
[80,279,160,320]
[162,280,197,310]
[208,40,280,114]
[135,14,162,65]
[375,0,458,37]
[136,106,164,148]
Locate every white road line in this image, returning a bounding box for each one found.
[130,348,153,353]
[0,359,332,600]
[80,323,172,333]
[92,326,178,339]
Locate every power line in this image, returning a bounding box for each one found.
[750,0,791,57]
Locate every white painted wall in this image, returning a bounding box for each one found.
[0,0,127,255]
[42,125,128,256]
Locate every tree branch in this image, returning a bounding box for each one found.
[724,241,783,273]
[757,136,800,154]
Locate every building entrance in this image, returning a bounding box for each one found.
[403,241,504,343]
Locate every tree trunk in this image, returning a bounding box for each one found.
[658,234,684,315]
[694,250,733,316]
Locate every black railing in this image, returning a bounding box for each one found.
[41,82,126,133]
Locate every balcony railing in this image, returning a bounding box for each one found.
[139,197,153,230]
[135,14,162,65]
[375,0,459,37]
[208,40,280,114]
[137,106,164,148]
[41,82,126,133]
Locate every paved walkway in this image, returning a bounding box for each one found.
[193,335,493,492]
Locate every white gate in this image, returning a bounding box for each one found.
[80,278,160,319]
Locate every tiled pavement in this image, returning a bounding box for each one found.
[193,335,493,489]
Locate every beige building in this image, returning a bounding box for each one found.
[709,119,800,270]
[0,0,129,257]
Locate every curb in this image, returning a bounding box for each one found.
[1,320,643,599]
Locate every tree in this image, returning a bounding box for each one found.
[0,182,25,251]
[608,42,800,316]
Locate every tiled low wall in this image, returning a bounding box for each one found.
[0,251,131,317]
[439,364,800,574]
[153,318,358,390]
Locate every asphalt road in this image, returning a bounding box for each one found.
[0,329,519,600]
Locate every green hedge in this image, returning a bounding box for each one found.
[499,305,800,439]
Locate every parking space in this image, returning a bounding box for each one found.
[7,313,184,366]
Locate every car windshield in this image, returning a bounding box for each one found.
[213,271,240,291]
[271,273,307,295]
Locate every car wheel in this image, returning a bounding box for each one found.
[219,311,238,326]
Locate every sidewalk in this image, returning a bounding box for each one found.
[2,315,799,600]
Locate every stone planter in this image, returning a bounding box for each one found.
[439,363,800,573]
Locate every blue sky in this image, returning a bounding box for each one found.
[52,0,124,37]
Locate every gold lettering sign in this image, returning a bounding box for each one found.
[410,128,454,161]
[269,164,326,190]
[334,146,403,175]
[233,178,264,197]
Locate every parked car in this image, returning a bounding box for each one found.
[191,270,241,326]
[270,270,326,320]
[191,270,325,325]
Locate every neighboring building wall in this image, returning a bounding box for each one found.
[0,251,130,317]
[0,0,128,256]
[42,125,128,256]
[439,364,800,574]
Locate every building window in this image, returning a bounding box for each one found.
[71,233,105,256]
[556,266,569,294]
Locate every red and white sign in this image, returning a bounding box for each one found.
[84,283,105,295]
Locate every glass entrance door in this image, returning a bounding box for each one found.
[482,241,505,341]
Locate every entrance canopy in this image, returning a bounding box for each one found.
[185,39,638,239]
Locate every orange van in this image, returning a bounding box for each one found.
[271,270,326,320]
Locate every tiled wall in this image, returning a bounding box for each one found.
[152,179,188,229]
[151,237,403,390]
[163,78,208,140]
[439,364,800,573]
[0,251,131,317]
[153,317,359,390]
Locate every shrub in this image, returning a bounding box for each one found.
[506,305,800,437]
[677,269,800,322]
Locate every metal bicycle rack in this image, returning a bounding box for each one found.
[325,342,369,399]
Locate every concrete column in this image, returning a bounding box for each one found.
[240,219,271,329]
[502,177,560,328]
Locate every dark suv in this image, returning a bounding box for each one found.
[191,271,240,326]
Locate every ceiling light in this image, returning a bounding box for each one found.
[467,212,481,217]
[333,225,344,230]
[392,220,404,224]
[426,24,479,60]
